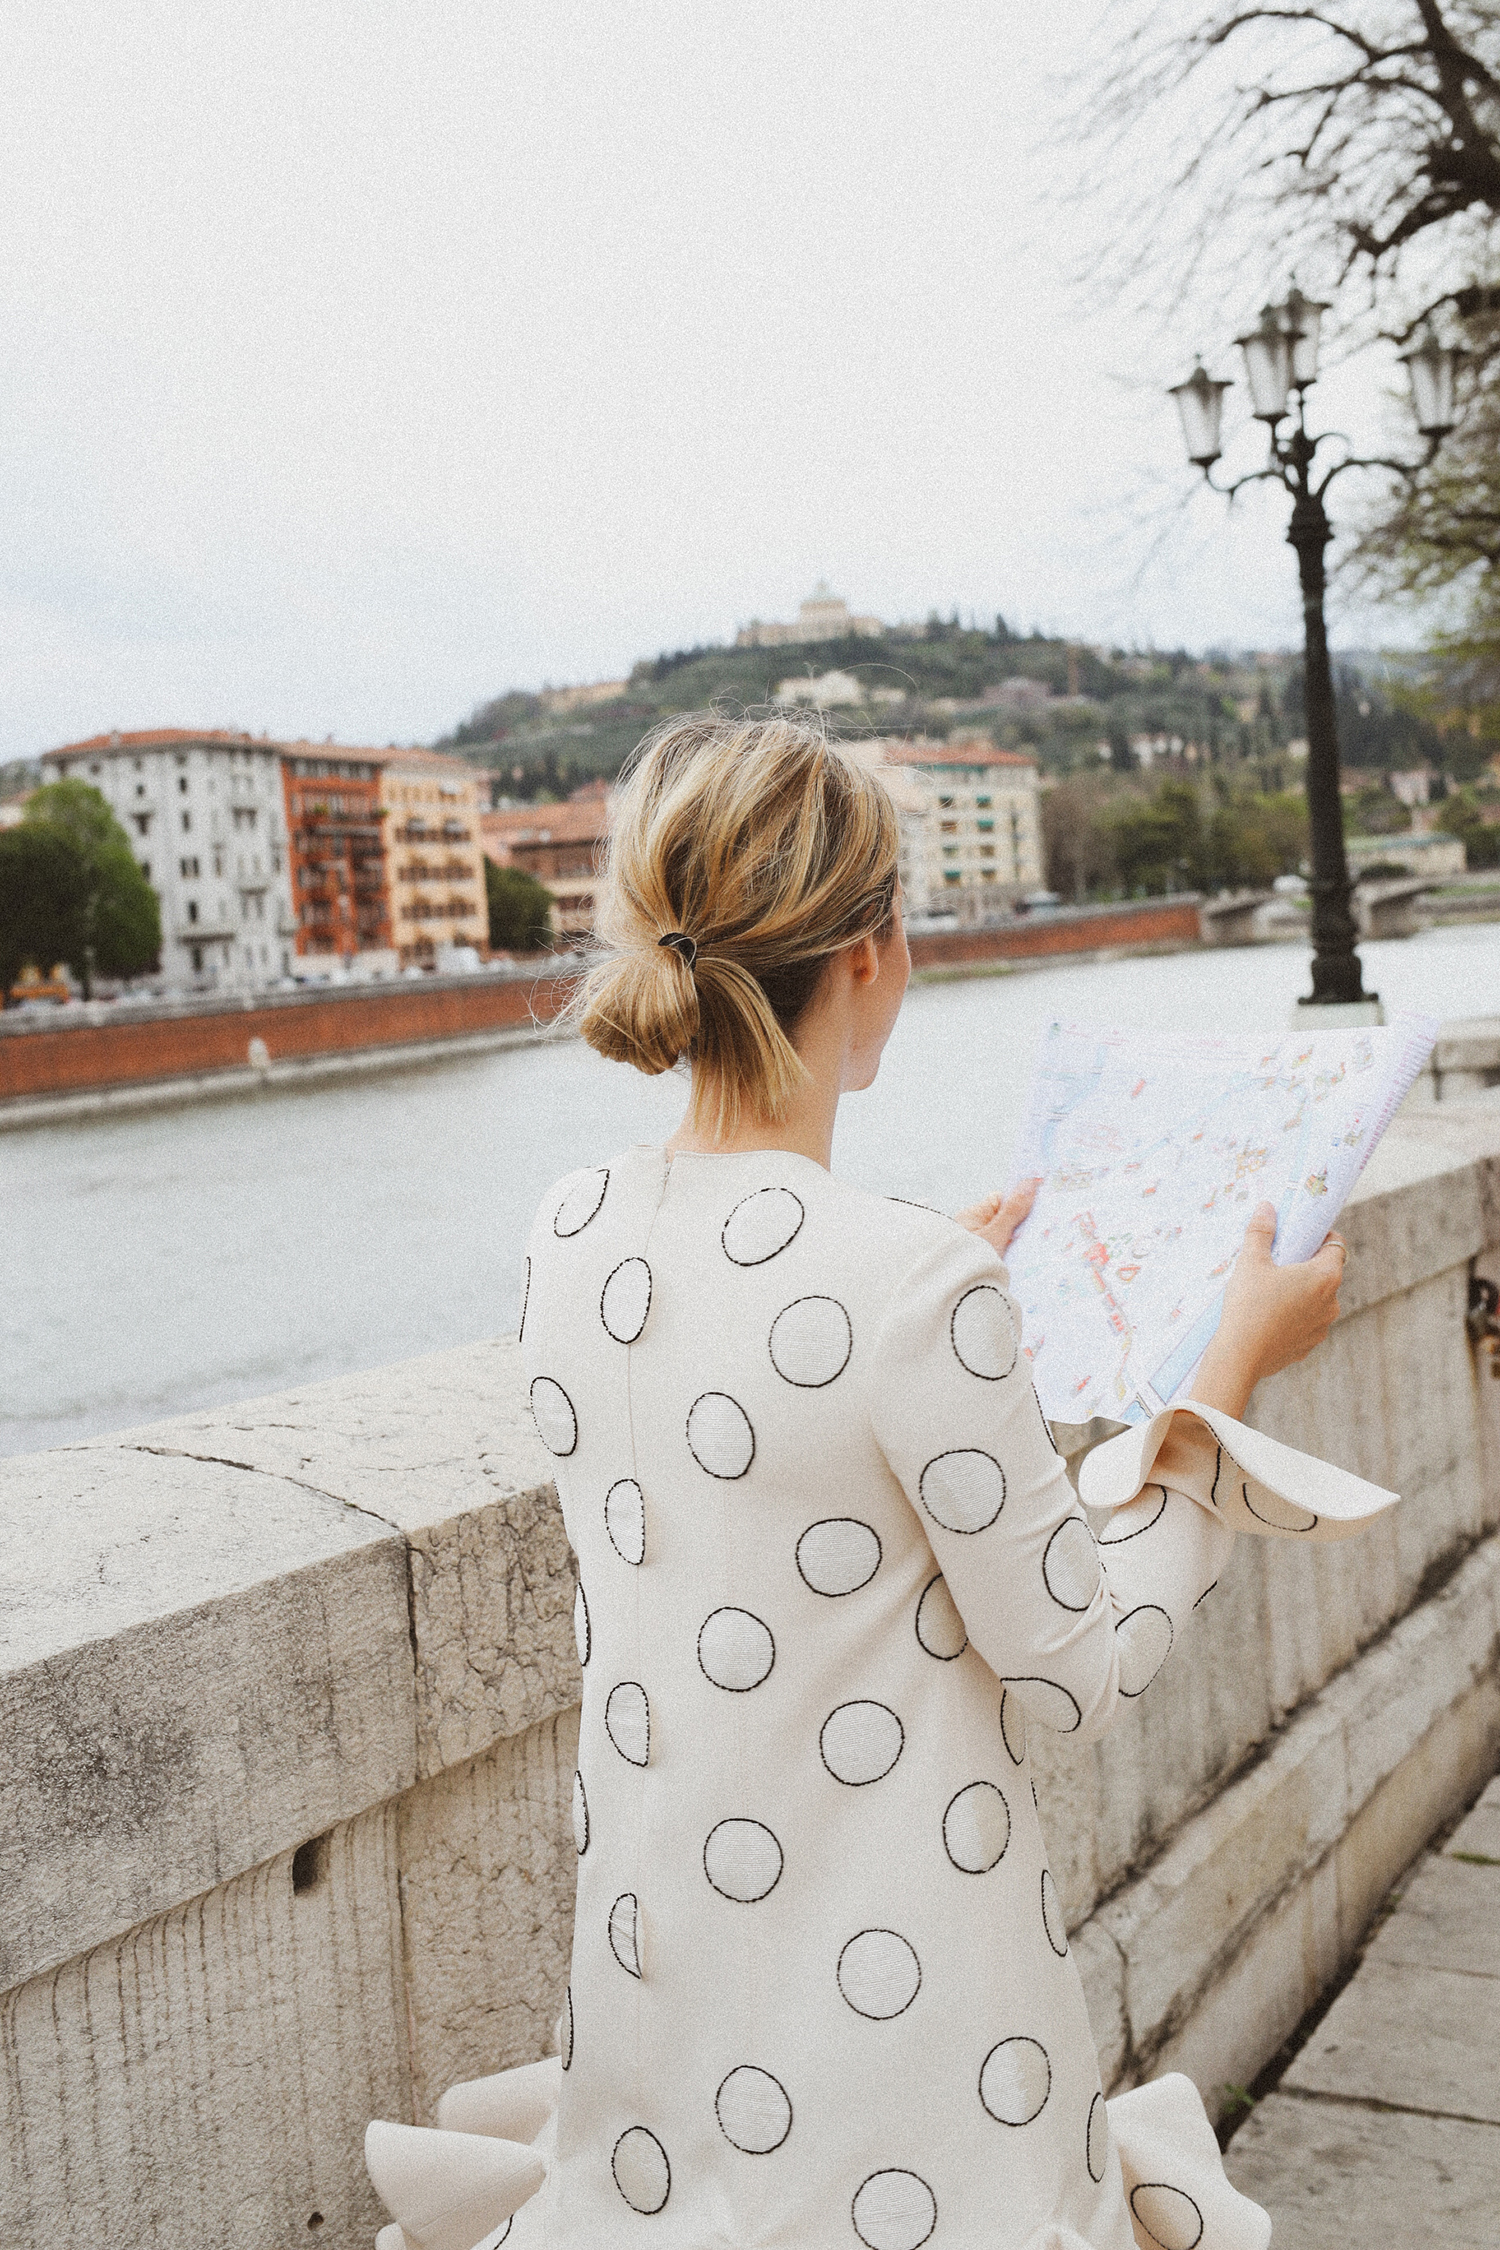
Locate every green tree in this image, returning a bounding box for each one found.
[0,826,90,1004]
[21,780,160,994]
[485,859,554,952]
[1436,789,1500,869]
[1108,779,1204,895]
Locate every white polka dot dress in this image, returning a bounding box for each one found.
[369,1144,1398,2250]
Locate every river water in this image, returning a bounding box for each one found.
[4,926,1493,1458]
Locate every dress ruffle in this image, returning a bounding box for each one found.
[367,2062,1268,2250]
[1080,1400,1398,1541]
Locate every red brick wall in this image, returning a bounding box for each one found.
[0,972,579,1101]
[906,901,1200,970]
[1,900,1200,1103]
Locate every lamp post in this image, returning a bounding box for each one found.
[1169,296,1464,1016]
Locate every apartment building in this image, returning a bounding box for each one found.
[856,736,1043,916]
[41,729,297,984]
[479,790,612,936]
[280,749,393,962]
[379,750,487,965]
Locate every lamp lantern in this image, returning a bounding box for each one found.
[1168,359,1233,467]
[1279,285,1328,390]
[1399,327,1463,438]
[1236,304,1293,423]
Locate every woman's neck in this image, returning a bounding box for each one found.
[665,1070,841,1169]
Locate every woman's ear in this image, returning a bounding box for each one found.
[848,932,881,987]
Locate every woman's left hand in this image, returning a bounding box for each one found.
[955,1179,1039,1258]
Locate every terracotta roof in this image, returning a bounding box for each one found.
[882,740,1037,770]
[49,728,478,779]
[480,802,613,849]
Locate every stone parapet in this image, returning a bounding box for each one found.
[4,1093,1499,2245]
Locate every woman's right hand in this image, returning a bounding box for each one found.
[1188,1200,1346,1421]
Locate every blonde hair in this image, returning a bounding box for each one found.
[575,712,900,1137]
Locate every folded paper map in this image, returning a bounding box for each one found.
[1005,1014,1438,1426]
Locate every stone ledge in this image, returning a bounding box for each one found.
[1072,1527,1500,2105]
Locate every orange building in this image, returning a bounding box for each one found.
[379,750,487,965]
[280,749,393,962]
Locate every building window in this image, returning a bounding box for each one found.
[187,900,199,924]
[977,820,994,834]
[179,775,189,793]
[943,870,962,886]
[191,946,203,971]
[140,861,150,880]
[181,811,191,833]
[976,795,992,808]
[979,845,996,860]
[180,856,200,878]
[133,813,151,836]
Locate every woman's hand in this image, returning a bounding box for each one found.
[1189,1200,1346,1422]
[955,1179,1039,1260]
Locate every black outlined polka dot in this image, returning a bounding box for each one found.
[837,1929,922,2019]
[600,1256,653,1344]
[698,1607,775,1693]
[605,1478,646,1566]
[606,1680,651,1766]
[1041,1869,1068,1957]
[1098,1485,1168,1544]
[609,1891,642,1979]
[518,1256,530,1343]
[796,1518,882,1597]
[554,1167,609,1238]
[1129,2182,1205,2250]
[704,1819,783,1903]
[574,1580,591,1667]
[530,1376,577,1458]
[572,1770,589,1856]
[1241,1478,1319,1534]
[561,1984,574,2071]
[915,1573,967,1660]
[612,2126,671,2215]
[686,1392,756,1480]
[1001,1677,1083,1734]
[1116,1605,1174,1697]
[942,1782,1010,1874]
[919,1448,1006,1535]
[979,2036,1051,2126]
[1086,2090,1108,2182]
[851,2168,936,2250]
[950,1284,1018,1380]
[820,1701,904,1786]
[1043,1516,1101,1612]
[721,1186,805,1266]
[715,2065,793,2155]
[1000,1689,1027,1766]
[768,1295,852,1388]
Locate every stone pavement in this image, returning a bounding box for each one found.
[1226,1769,1500,2247]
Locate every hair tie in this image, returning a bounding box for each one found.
[657,930,698,970]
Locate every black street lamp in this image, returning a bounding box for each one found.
[1169,295,1465,1015]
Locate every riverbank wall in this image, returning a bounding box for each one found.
[4,1093,1499,2246]
[0,900,1204,1124]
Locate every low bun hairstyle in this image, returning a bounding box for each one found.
[574,711,900,1137]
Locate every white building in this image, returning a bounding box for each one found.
[852,736,1043,916]
[775,669,866,708]
[737,582,885,648]
[41,728,298,986]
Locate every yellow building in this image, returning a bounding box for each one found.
[378,750,487,965]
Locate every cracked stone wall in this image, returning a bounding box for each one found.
[2,1099,1498,2245]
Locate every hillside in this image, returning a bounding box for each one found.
[436,621,1444,802]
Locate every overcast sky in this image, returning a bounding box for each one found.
[0,1,1428,761]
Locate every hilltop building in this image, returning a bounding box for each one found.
[379,750,487,966]
[854,737,1043,916]
[737,583,885,649]
[41,729,298,984]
